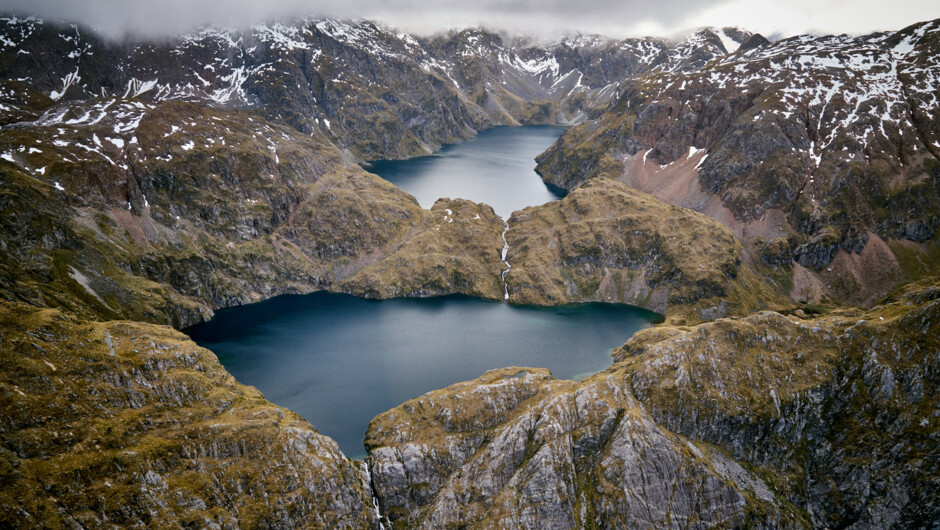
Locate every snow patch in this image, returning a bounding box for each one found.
[50,68,80,101]
[694,154,709,170]
[210,66,250,104]
[122,78,159,98]
[716,28,741,54]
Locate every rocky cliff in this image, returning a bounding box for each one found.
[366,367,800,528]
[504,178,787,321]
[619,279,940,528]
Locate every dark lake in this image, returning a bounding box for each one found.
[367,125,566,218]
[185,293,660,459]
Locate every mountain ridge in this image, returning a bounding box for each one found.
[536,18,940,308]
[0,15,763,161]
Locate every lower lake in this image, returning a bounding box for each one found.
[185,293,660,459]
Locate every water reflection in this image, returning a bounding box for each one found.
[367,125,566,218]
[186,292,660,459]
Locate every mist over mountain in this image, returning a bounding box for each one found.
[1,0,938,40]
[0,8,938,529]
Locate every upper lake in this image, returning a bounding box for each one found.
[368,125,566,218]
[186,293,660,459]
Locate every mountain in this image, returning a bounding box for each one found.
[537,20,940,308]
[0,16,759,161]
[0,13,937,529]
[0,15,773,325]
[0,301,379,527]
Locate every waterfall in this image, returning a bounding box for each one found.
[500,220,511,301]
[361,460,387,529]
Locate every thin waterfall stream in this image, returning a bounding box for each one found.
[500,221,511,300]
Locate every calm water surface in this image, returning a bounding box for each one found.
[367,125,566,218]
[186,293,660,458]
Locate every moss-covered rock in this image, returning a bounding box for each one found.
[0,301,378,528]
[506,178,787,322]
[338,198,505,300]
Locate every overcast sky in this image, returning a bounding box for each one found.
[2,0,939,41]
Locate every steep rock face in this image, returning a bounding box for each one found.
[366,367,798,529]
[505,178,785,321]
[619,280,940,528]
[536,20,940,302]
[0,301,378,528]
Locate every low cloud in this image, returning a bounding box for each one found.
[0,0,716,39]
[1,0,938,40]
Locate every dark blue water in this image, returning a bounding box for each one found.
[367,125,566,218]
[186,293,660,459]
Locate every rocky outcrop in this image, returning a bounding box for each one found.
[366,367,798,529]
[620,280,940,528]
[505,178,785,321]
[338,198,506,299]
[0,301,379,528]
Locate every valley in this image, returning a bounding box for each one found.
[0,12,937,529]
